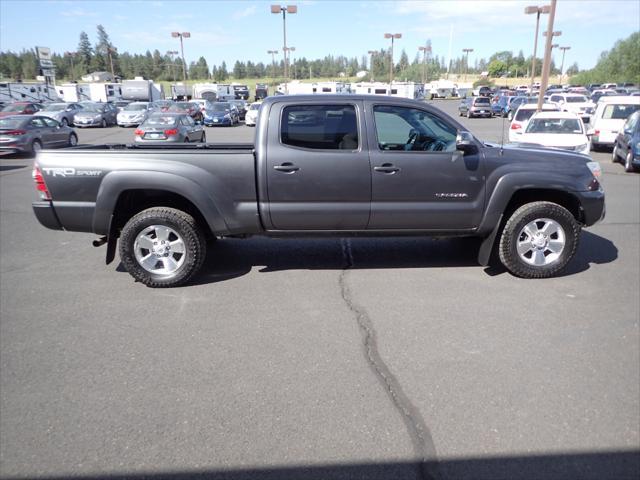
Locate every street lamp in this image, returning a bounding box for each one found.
[284,46,296,79]
[106,47,117,81]
[267,49,278,83]
[166,50,179,82]
[384,33,401,85]
[271,4,297,92]
[462,48,474,82]
[525,4,551,92]
[171,31,191,82]
[537,0,558,111]
[64,51,76,81]
[559,46,571,80]
[367,50,378,82]
[418,44,431,84]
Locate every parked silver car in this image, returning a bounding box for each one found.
[134,113,205,143]
[38,102,84,127]
[0,115,78,155]
[73,102,118,128]
[117,102,152,127]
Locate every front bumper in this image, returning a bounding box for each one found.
[75,117,103,127]
[577,189,606,226]
[204,117,232,126]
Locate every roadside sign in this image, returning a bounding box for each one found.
[36,46,53,68]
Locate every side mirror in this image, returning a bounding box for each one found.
[456,131,478,154]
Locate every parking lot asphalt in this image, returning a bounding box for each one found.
[1,101,639,480]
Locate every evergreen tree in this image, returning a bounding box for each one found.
[77,31,93,71]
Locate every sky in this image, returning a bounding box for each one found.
[1,0,638,72]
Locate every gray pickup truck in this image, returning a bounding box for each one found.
[32,95,605,287]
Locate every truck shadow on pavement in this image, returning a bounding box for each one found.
[3,450,639,480]
[181,230,617,285]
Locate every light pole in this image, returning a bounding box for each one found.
[106,47,117,81]
[166,50,179,82]
[384,33,401,85]
[171,31,191,82]
[525,4,551,93]
[271,4,297,92]
[462,48,473,82]
[418,44,431,84]
[65,51,76,81]
[267,49,278,84]
[284,46,296,79]
[559,46,571,81]
[367,50,377,82]
[537,0,558,111]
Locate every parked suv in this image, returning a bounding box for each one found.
[458,96,492,118]
[611,110,640,172]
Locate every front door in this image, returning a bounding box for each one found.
[367,104,484,230]
[265,102,371,230]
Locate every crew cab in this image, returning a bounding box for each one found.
[32,95,605,287]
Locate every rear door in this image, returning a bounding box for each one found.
[40,117,66,146]
[265,101,371,230]
[366,103,484,230]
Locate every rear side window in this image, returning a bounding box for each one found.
[515,109,536,122]
[474,97,490,105]
[602,104,640,120]
[281,105,358,150]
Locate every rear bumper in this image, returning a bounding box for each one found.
[32,201,64,230]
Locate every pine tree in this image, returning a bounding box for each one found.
[77,31,93,71]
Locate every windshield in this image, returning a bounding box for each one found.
[81,104,104,113]
[2,104,29,112]
[566,96,588,103]
[142,115,178,126]
[0,117,26,128]
[526,118,583,134]
[43,103,67,111]
[206,102,230,112]
[169,103,191,110]
[602,104,640,120]
[124,103,148,111]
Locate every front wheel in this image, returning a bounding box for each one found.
[68,133,78,147]
[625,151,636,173]
[60,118,68,127]
[611,144,619,163]
[200,132,206,143]
[119,207,206,288]
[498,201,580,279]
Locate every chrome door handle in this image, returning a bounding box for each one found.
[374,164,400,174]
[274,163,300,173]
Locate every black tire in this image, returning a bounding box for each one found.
[467,110,472,119]
[61,118,69,127]
[184,138,190,143]
[507,111,514,121]
[101,119,107,128]
[200,132,206,143]
[611,144,619,163]
[30,139,42,156]
[498,201,580,279]
[590,140,600,152]
[119,207,206,288]
[68,133,78,147]
[625,151,636,173]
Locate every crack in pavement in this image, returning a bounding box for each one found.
[339,239,442,480]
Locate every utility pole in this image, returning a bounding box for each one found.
[368,50,377,82]
[419,44,431,84]
[65,52,76,81]
[462,48,473,82]
[166,51,179,82]
[171,32,191,82]
[267,49,278,85]
[106,47,116,81]
[525,4,551,93]
[384,33,402,86]
[537,0,558,111]
[559,46,571,81]
[271,4,297,93]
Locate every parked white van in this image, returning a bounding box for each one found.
[588,96,640,151]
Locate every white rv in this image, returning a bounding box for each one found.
[0,81,60,103]
[350,82,423,99]
[277,81,350,95]
[191,83,234,101]
[57,83,91,102]
[424,80,456,99]
[121,77,164,102]
[88,83,123,103]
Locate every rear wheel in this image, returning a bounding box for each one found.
[60,118,68,127]
[119,207,206,288]
[611,144,619,162]
[625,151,636,173]
[466,110,472,119]
[68,133,78,147]
[200,132,206,143]
[498,201,580,279]
[101,119,107,128]
[507,111,514,121]
[184,138,190,143]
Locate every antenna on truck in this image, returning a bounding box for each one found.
[499,99,506,155]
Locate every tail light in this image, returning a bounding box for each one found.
[510,123,521,130]
[594,130,600,136]
[164,128,178,136]
[32,163,51,200]
[4,129,26,136]
[134,129,143,136]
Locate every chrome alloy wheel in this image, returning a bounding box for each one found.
[134,225,186,275]
[516,218,566,266]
